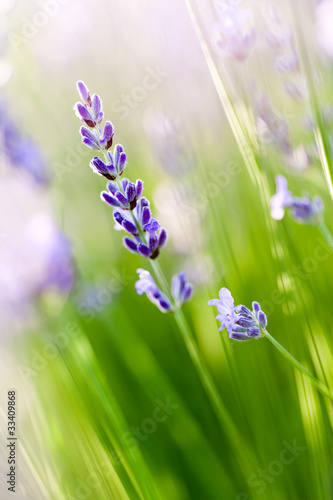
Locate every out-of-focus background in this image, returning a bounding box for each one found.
[1,0,333,498]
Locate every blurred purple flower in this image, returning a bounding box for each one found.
[0,103,48,184]
[212,4,256,61]
[270,175,324,224]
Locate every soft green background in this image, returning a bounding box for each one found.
[4,0,333,498]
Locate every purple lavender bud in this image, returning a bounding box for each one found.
[232,327,247,333]
[118,152,127,174]
[77,81,91,105]
[83,138,99,150]
[158,298,173,312]
[158,229,167,248]
[122,220,138,235]
[181,283,194,303]
[107,181,118,195]
[101,121,114,149]
[74,103,95,128]
[247,327,262,338]
[138,243,151,257]
[135,180,143,199]
[236,317,257,328]
[258,311,267,328]
[101,191,120,207]
[144,218,161,233]
[141,197,149,208]
[123,237,138,253]
[80,126,98,147]
[91,94,102,120]
[90,157,108,176]
[172,271,186,300]
[126,182,137,203]
[149,234,159,252]
[230,332,249,341]
[238,305,253,317]
[252,302,260,317]
[142,206,151,226]
[115,192,129,207]
[114,144,124,164]
[113,212,124,226]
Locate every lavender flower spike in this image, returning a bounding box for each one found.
[135,269,173,313]
[209,288,267,341]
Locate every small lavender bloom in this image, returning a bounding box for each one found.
[135,269,173,313]
[270,175,293,220]
[101,178,143,210]
[213,4,256,61]
[271,175,324,224]
[208,287,238,335]
[209,288,266,341]
[171,271,194,308]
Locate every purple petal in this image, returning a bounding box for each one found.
[142,206,151,226]
[135,179,143,199]
[123,237,138,253]
[77,81,90,104]
[107,181,118,195]
[123,220,138,235]
[144,218,161,233]
[138,243,151,257]
[113,212,124,225]
[258,311,267,328]
[114,144,124,165]
[247,327,261,338]
[115,191,129,207]
[118,152,127,174]
[83,138,99,150]
[91,94,102,119]
[181,283,193,303]
[90,157,107,175]
[158,229,167,248]
[74,103,95,127]
[149,234,158,252]
[101,192,120,207]
[126,182,137,203]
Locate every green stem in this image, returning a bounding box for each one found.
[149,260,257,476]
[318,221,333,250]
[264,332,333,402]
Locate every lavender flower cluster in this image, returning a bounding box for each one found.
[209,287,267,341]
[74,81,193,312]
